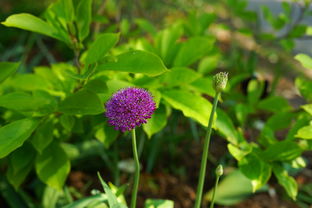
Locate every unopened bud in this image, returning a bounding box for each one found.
[215,164,223,176]
[213,72,228,92]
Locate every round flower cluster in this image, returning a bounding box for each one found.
[105,87,156,132]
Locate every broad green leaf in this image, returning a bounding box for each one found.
[262,140,303,161]
[189,77,215,97]
[1,13,66,42]
[273,164,298,200]
[36,141,70,190]
[0,92,56,114]
[30,119,54,153]
[286,113,310,140]
[205,170,255,205]
[247,80,263,105]
[198,55,220,74]
[59,89,104,115]
[60,115,75,131]
[265,112,294,131]
[258,96,291,113]
[85,33,119,65]
[161,90,212,126]
[76,0,93,41]
[173,36,215,67]
[215,109,243,145]
[0,62,19,83]
[295,125,312,139]
[85,77,108,93]
[301,104,312,116]
[160,67,200,87]
[239,153,271,191]
[143,105,167,138]
[0,118,39,158]
[145,199,174,208]
[135,18,157,34]
[96,50,168,76]
[95,123,119,148]
[295,54,312,70]
[63,194,108,208]
[6,143,36,189]
[5,74,52,91]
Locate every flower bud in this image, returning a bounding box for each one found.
[213,72,228,92]
[215,164,223,177]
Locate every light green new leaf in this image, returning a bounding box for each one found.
[173,36,215,67]
[295,125,312,139]
[301,104,312,116]
[273,164,298,200]
[0,62,19,83]
[145,199,174,208]
[96,50,168,76]
[95,123,119,149]
[1,13,65,42]
[161,90,211,126]
[59,89,104,115]
[239,153,271,192]
[295,54,312,70]
[36,141,70,191]
[0,119,39,158]
[143,105,167,138]
[6,143,36,189]
[85,33,119,65]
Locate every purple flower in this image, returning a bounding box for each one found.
[105,87,156,132]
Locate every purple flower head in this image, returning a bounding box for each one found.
[105,87,156,132]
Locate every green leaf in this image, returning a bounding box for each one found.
[265,112,294,131]
[1,13,66,42]
[6,143,36,189]
[247,80,263,105]
[59,89,104,115]
[0,92,56,114]
[84,77,108,93]
[85,33,119,65]
[262,140,303,162]
[161,90,212,126]
[173,36,215,67]
[36,141,70,191]
[30,119,54,153]
[0,62,19,83]
[96,50,168,76]
[295,77,312,101]
[215,109,243,145]
[198,55,220,74]
[205,170,255,205]
[95,123,119,148]
[258,96,291,113]
[295,125,312,139]
[189,77,215,97]
[97,172,121,208]
[239,153,271,191]
[143,105,167,138]
[227,143,252,161]
[0,118,39,158]
[75,0,93,41]
[301,104,312,116]
[63,194,108,208]
[273,164,298,200]
[160,67,200,87]
[145,199,174,208]
[295,54,312,70]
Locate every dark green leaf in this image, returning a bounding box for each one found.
[143,105,167,138]
[75,0,93,41]
[262,140,303,161]
[0,62,19,83]
[30,119,54,153]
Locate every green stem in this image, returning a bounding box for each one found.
[194,92,220,208]
[130,128,140,208]
[209,175,221,208]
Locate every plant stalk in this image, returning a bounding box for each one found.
[209,174,221,208]
[130,128,140,208]
[194,92,220,208]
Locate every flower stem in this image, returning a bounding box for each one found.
[209,174,221,208]
[131,128,140,208]
[194,92,220,208]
